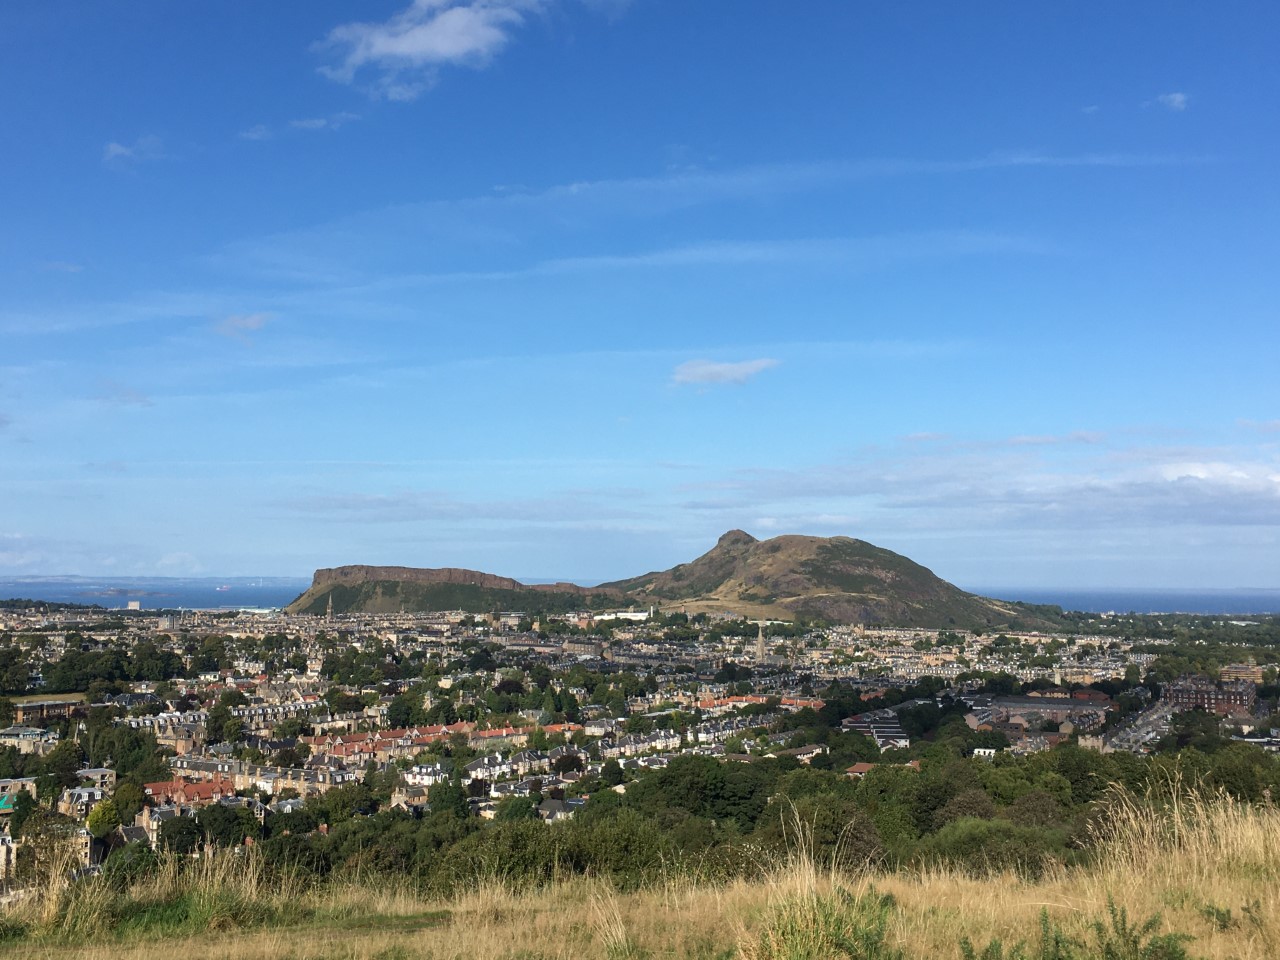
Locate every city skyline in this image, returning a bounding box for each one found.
[2,2,1278,588]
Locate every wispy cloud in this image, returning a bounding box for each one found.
[0,413,11,430]
[96,381,153,407]
[318,0,542,101]
[1154,92,1188,111]
[672,358,779,386]
[1239,419,1280,434]
[215,312,273,343]
[239,124,272,141]
[40,261,83,273]
[290,111,361,131]
[280,488,645,525]
[102,134,166,165]
[705,438,1280,532]
[1007,430,1104,447]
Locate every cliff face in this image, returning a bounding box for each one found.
[286,564,623,616]
[311,565,614,595]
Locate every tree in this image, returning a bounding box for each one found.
[86,798,122,839]
[198,803,259,846]
[113,780,146,824]
[38,739,84,800]
[494,795,538,821]
[552,753,584,775]
[159,815,202,854]
[10,790,37,836]
[601,759,625,787]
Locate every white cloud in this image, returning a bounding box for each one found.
[102,134,166,164]
[319,0,540,100]
[96,380,153,407]
[1155,92,1188,111]
[40,261,83,273]
[1081,104,1100,115]
[1239,419,1280,433]
[290,111,361,131]
[239,124,272,141]
[215,312,272,342]
[1007,430,1104,447]
[672,358,779,386]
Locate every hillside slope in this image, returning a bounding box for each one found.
[285,565,621,616]
[287,532,1065,629]
[602,530,1063,629]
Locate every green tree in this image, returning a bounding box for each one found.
[494,795,538,821]
[86,797,122,839]
[113,780,146,824]
[159,815,202,854]
[10,790,37,836]
[601,759,625,787]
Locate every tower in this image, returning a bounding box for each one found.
[755,621,766,661]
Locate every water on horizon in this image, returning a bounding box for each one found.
[972,587,1280,616]
[0,576,311,611]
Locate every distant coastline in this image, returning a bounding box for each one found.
[1,575,1278,616]
[0,575,311,611]
[969,586,1280,616]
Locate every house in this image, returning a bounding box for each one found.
[143,777,237,807]
[0,778,37,813]
[0,725,60,756]
[57,786,104,819]
[78,768,118,792]
[768,744,829,764]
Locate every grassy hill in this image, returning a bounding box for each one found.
[286,530,1070,630]
[603,530,1068,630]
[1,790,1272,959]
[287,579,615,617]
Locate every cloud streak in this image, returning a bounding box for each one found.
[215,312,273,342]
[103,135,166,165]
[672,358,779,386]
[290,111,361,131]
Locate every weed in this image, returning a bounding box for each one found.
[1089,899,1194,960]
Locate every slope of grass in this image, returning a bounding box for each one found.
[2,788,1277,959]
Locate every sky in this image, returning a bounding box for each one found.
[2,1,1279,590]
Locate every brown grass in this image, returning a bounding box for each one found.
[2,786,1277,959]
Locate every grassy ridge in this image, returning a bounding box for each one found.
[289,580,615,616]
[3,788,1278,959]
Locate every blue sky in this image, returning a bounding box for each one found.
[2,1,1278,590]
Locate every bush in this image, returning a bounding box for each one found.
[918,818,1066,877]
[742,888,904,960]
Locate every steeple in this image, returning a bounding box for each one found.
[755,621,766,661]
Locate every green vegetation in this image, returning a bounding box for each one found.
[289,580,616,616]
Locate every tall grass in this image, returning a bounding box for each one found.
[1,786,1277,959]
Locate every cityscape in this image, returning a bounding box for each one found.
[3,1,1279,958]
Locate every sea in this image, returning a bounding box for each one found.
[0,576,312,612]
[968,588,1280,616]
[1,576,1278,616]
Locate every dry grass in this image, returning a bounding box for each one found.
[2,787,1277,959]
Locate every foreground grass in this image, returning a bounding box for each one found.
[2,788,1278,960]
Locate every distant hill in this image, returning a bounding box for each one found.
[600,530,1065,629]
[285,565,623,616]
[287,533,1067,630]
